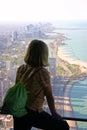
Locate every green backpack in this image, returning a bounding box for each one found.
[1,82,28,117]
[1,67,41,117]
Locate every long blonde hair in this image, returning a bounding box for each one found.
[24,39,49,67]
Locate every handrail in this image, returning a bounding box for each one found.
[0,107,87,122]
[63,117,87,122]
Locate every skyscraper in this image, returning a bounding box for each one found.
[48,58,56,79]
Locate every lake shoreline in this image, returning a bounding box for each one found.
[58,46,87,73]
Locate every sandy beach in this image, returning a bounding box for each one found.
[56,46,87,129]
[58,47,87,73]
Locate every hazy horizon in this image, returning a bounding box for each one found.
[0,0,87,23]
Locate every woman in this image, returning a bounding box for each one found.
[14,39,69,130]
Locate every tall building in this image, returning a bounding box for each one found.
[11,31,18,41]
[48,58,56,79]
[6,61,11,70]
[0,78,4,106]
[0,115,13,129]
[0,78,10,107]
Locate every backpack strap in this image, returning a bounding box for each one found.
[20,67,42,84]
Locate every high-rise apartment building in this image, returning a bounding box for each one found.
[6,61,11,70]
[48,58,56,79]
[0,115,13,129]
[11,31,18,41]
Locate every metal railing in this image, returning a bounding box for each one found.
[0,107,87,130]
[63,117,87,122]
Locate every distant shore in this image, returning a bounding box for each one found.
[58,46,87,73]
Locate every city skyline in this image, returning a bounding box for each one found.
[0,0,87,23]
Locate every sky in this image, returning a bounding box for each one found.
[0,0,87,23]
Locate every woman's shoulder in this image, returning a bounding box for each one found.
[39,67,49,75]
[40,67,48,72]
[17,64,27,73]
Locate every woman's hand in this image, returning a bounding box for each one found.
[52,112,62,119]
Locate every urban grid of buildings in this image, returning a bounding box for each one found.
[0,23,56,130]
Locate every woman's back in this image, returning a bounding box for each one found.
[16,64,51,112]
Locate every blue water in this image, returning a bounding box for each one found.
[53,23,87,130]
[53,21,87,28]
[54,29,87,62]
[70,79,87,130]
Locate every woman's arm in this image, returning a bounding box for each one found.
[40,68,61,118]
[45,86,61,118]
